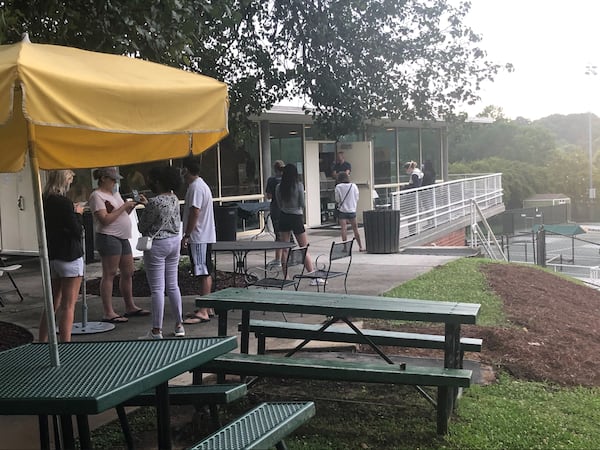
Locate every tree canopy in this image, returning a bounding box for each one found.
[0,0,506,139]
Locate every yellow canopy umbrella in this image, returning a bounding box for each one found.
[0,36,229,365]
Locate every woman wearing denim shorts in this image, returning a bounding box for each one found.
[89,167,149,323]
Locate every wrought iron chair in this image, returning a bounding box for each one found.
[0,258,24,307]
[295,239,354,293]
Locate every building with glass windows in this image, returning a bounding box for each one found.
[0,105,453,254]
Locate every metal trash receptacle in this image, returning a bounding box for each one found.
[363,209,400,253]
[214,205,238,241]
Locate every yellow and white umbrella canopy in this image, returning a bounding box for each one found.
[0,37,228,171]
[0,36,229,365]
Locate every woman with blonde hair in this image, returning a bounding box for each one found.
[38,170,84,342]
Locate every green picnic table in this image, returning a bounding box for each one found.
[0,336,237,450]
[196,288,480,434]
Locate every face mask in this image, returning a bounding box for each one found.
[112,182,119,194]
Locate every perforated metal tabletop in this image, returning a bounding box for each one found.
[0,336,237,415]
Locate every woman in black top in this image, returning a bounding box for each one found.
[38,170,84,342]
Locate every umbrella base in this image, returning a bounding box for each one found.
[71,322,115,334]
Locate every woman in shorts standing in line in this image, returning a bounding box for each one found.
[38,170,84,342]
[275,163,321,284]
[88,167,149,323]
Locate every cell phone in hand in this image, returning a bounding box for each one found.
[132,189,141,203]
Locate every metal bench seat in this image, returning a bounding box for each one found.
[189,401,315,450]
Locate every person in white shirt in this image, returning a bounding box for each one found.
[181,157,216,324]
[335,172,364,251]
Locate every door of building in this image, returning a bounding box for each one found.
[0,158,40,254]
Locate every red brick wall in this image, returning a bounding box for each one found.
[426,229,466,246]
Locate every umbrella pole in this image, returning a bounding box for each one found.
[27,138,60,366]
[71,226,114,335]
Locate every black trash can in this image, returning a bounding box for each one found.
[214,204,238,241]
[363,209,400,253]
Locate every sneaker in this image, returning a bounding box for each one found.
[310,278,327,286]
[174,325,185,337]
[140,330,163,340]
[268,259,282,267]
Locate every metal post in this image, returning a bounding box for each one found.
[585,64,597,202]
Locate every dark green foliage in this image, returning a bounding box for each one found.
[0,0,505,140]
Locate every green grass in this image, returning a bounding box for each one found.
[385,257,506,326]
[91,258,600,449]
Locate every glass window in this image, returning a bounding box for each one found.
[372,128,397,184]
[269,123,304,179]
[421,128,441,182]
[218,133,260,198]
[397,129,420,183]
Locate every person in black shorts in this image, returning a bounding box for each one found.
[275,164,323,284]
[265,160,285,267]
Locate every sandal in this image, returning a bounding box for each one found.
[101,315,129,323]
[124,308,151,317]
[183,316,211,325]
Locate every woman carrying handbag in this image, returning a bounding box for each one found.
[335,172,365,252]
[137,166,185,339]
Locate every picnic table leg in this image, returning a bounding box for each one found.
[240,310,250,354]
[217,309,228,336]
[436,387,449,435]
[444,323,461,411]
[59,415,75,449]
[155,381,172,450]
[76,415,92,450]
[38,415,50,450]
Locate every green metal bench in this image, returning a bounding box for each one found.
[117,383,248,449]
[122,383,247,426]
[244,319,482,366]
[189,401,315,450]
[200,353,471,435]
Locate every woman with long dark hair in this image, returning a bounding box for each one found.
[137,166,184,339]
[275,164,322,284]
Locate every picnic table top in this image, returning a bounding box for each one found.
[197,288,480,324]
[0,336,237,415]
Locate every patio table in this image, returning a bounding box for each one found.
[0,336,237,450]
[212,240,296,285]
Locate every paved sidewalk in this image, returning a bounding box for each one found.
[0,227,463,449]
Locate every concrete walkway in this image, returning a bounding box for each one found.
[0,226,462,449]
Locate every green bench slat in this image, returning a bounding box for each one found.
[189,401,316,450]
[244,319,482,352]
[122,383,247,407]
[201,353,471,388]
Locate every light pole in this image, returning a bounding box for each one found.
[585,64,597,201]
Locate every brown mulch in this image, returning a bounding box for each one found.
[0,321,34,351]
[78,262,600,387]
[364,263,600,387]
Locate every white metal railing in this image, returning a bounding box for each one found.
[470,200,507,261]
[390,173,504,241]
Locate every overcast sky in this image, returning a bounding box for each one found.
[462,0,600,120]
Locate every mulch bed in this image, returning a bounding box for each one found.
[0,321,34,351]
[363,263,600,387]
